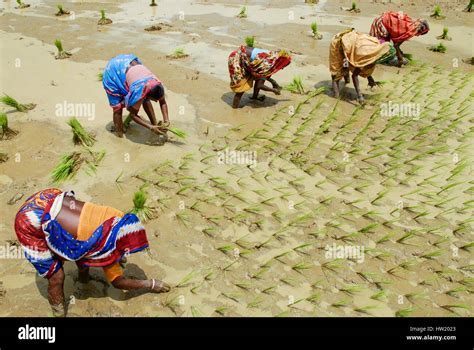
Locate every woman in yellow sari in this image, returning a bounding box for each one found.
[329,29,395,105]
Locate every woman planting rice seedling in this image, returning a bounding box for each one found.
[329,29,393,105]
[14,189,170,317]
[102,54,170,139]
[370,11,429,67]
[228,46,291,108]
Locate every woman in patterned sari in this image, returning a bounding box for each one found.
[228,46,292,108]
[370,11,429,67]
[15,189,170,317]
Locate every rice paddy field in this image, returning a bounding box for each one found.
[0,0,473,317]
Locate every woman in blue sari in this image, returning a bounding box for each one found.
[102,54,169,138]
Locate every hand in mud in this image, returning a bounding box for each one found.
[158,120,170,128]
[150,279,171,293]
[368,81,383,88]
[357,96,366,106]
[150,125,166,135]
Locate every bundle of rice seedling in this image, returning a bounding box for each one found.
[15,0,30,9]
[0,94,35,112]
[346,1,360,13]
[436,27,452,41]
[465,0,474,12]
[54,39,72,59]
[310,22,322,39]
[284,76,305,94]
[0,152,8,163]
[167,127,187,139]
[396,307,416,317]
[430,5,445,19]
[55,4,70,16]
[97,71,103,81]
[237,6,247,18]
[245,36,255,47]
[167,48,189,59]
[429,42,447,53]
[67,117,96,146]
[130,188,153,221]
[98,9,112,25]
[0,112,18,140]
[51,152,83,184]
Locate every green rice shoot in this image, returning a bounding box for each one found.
[245,36,255,48]
[67,117,96,147]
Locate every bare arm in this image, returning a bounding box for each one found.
[159,97,169,124]
[143,98,157,126]
[394,42,403,67]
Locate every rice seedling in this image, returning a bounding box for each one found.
[67,117,96,147]
[346,1,360,13]
[437,27,452,41]
[176,270,198,288]
[405,292,426,303]
[332,299,350,308]
[98,9,113,25]
[310,22,322,40]
[237,6,247,18]
[430,5,445,19]
[15,0,30,9]
[167,47,189,60]
[440,304,470,315]
[465,0,474,12]
[214,306,229,316]
[245,36,255,48]
[0,152,8,163]
[54,39,72,59]
[130,188,153,222]
[97,71,103,81]
[55,4,70,16]
[420,250,443,260]
[370,290,388,302]
[292,262,312,272]
[0,112,18,140]
[150,0,157,6]
[248,296,264,309]
[262,285,276,294]
[284,76,305,95]
[445,286,467,297]
[175,211,191,227]
[51,152,83,184]
[429,42,447,53]
[339,284,364,295]
[396,307,416,317]
[162,294,183,314]
[84,149,105,176]
[396,230,419,244]
[322,259,345,272]
[0,94,35,112]
[354,305,377,314]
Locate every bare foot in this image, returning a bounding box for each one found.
[150,279,171,293]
